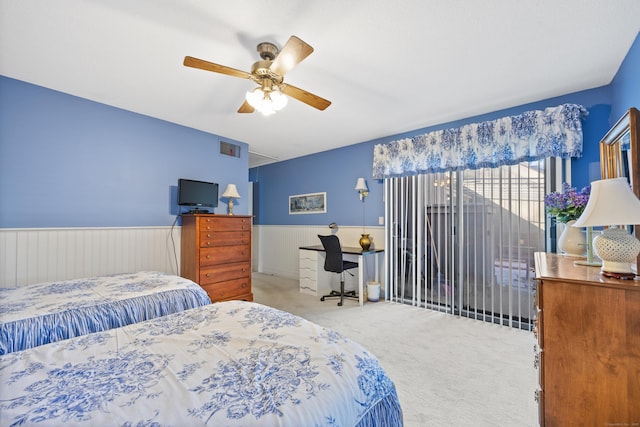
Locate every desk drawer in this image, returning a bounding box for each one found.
[299,257,317,273]
[299,277,317,293]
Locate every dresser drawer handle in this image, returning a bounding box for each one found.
[241,283,247,288]
[206,255,211,259]
[206,234,212,238]
[205,273,211,278]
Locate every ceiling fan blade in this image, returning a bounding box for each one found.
[237,101,255,114]
[281,84,331,111]
[183,56,252,79]
[270,36,314,76]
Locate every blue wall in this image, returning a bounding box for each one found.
[251,33,640,227]
[250,141,381,227]
[0,76,249,228]
[610,32,640,121]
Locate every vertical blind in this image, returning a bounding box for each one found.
[384,160,549,329]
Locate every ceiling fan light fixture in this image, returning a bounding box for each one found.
[257,94,277,116]
[270,88,288,110]
[245,86,287,115]
[245,88,264,109]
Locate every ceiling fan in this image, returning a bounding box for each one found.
[183,35,331,115]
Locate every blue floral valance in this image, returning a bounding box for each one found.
[372,103,587,179]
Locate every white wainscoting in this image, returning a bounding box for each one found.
[252,225,384,279]
[0,227,182,287]
[1,225,383,288]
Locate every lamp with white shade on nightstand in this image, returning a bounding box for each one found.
[572,178,640,279]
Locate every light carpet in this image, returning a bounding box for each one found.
[252,272,539,427]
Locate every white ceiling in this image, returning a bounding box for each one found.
[1,1,639,168]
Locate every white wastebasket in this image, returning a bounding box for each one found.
[366,281,381,302]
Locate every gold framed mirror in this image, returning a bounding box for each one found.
[599,106,639,266]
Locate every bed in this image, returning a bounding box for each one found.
[0,271,211,354]
[0,301,403,426]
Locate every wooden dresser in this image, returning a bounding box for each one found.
[180,214,253,302]
[533,252,640,427]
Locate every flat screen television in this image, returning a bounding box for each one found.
[178,179,218,211]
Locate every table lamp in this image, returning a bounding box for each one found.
[572,178,640,279]
[221,183,240,215]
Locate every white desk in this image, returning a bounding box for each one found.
[299,245,384,306]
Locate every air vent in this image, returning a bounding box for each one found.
[220,141,241,158]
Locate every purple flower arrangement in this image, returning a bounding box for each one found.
[544,182,591,224]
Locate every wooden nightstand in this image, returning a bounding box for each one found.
[533,252,640,426]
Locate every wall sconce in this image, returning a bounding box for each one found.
[355,178,369,201]
[221,183,240,215]
[573,178,640,279]
[354,178,371,250]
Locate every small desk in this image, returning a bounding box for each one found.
[299,245,384,306]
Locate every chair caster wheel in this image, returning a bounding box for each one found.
[321,297,325,301]
[337,302,343,306]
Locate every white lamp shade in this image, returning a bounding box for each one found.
[355,178,368,192]
[221,184,240,199]
[572,178,640,228]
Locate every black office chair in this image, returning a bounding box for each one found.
[318,234,359,306]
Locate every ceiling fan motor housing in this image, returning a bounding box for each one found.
[250,60,283,85]
[257,42,278,60]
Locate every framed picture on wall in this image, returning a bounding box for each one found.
[289,192,327,214]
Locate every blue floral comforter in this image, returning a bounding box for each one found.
[0,271,211,354]
[0,301,403,426]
